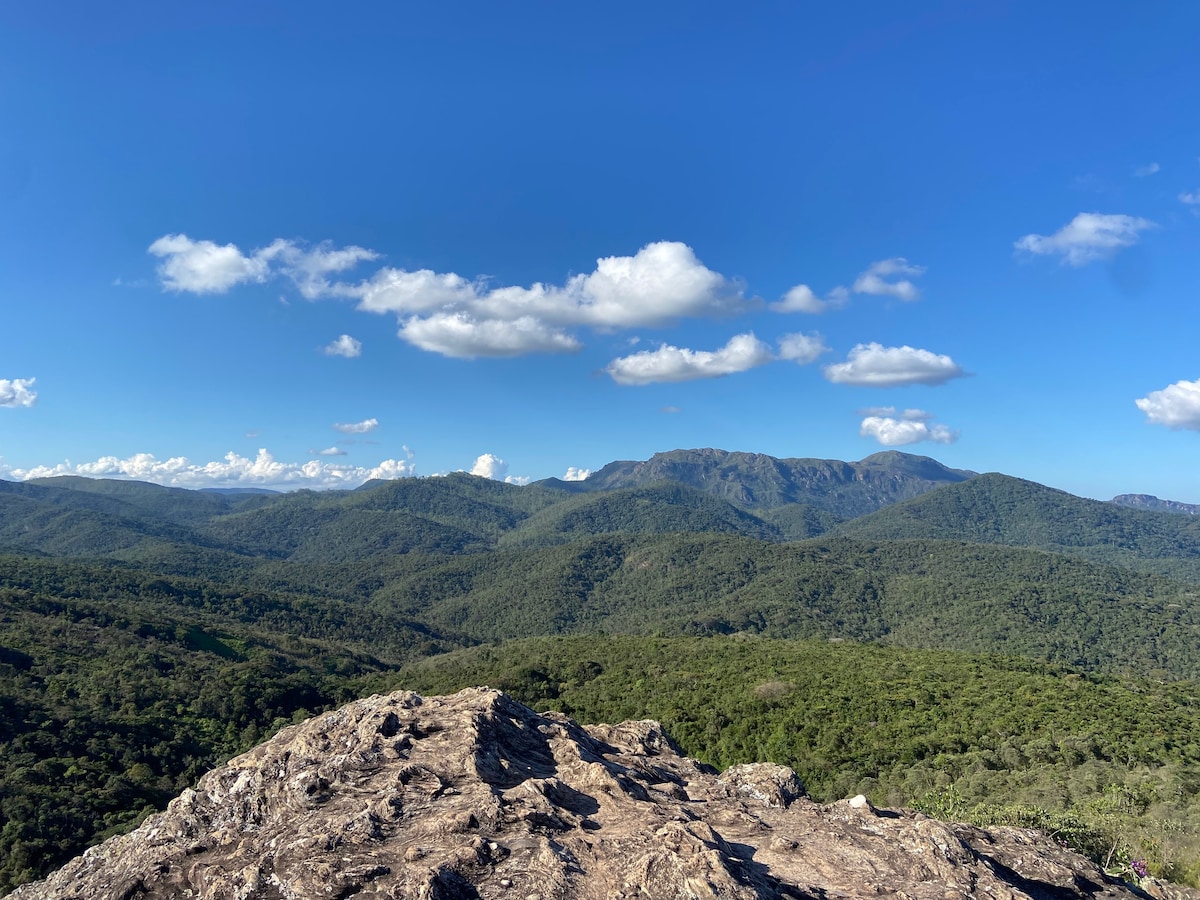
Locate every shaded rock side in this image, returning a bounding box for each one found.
[14,688,1147,899]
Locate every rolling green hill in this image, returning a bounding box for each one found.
[834,473,1200,581]
[351,534,1200,679]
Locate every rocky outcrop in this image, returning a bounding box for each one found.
[14,688,1151,899]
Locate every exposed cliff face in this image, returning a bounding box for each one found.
[13,688,1158,899]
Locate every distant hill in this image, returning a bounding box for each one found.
[574,448,974,518]
[834,473,1200,581]
[24,475,262,523]
[1112,494,1200,516]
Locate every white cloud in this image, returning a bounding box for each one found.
[149,234,376,296]
[858,406,933,421]
[377,242,747,358]
[340,241,746,330]
[660,405,682,414]
[852,258,925,301]
[322,334,362,358]
[569,242,744,327]
[149,235,271,293]
[1180,191,1200,206]
[824,343,965,387]
[860,410,958,446]
[314,447,347,456]
[771,284,824,314]
[1014,212,1155,266]
[257,239,378,299]
[563,467,591,481]
[5,449,415,490]
[769,283,852,314]
[1134,162,1160,177]
[399,313,581,359]
[0,378,37,408]
[470,453,508,480]
[332,418,379,434]
[356,267,482,315]
[1135,379,1200,430]
[605,333,774,385]
[154,236,752,359]
[777,332,828,365]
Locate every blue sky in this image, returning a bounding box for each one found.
[2,1,1199,500]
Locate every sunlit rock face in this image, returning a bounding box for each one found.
[13,688,1150,899]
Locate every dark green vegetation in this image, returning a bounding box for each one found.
[0,555,460,889]
[835,474,1200,582]
[3,449,1200,890]
[387,634,1200,883]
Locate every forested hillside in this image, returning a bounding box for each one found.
[835,474,1200,582]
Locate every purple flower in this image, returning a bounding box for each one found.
[1131,859,1149,879]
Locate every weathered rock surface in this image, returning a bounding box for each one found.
[13,688,1154,899]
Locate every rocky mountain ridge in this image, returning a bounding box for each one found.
[1112,495,1200,516]
[13,688,1169,899]
[571,448,975,517]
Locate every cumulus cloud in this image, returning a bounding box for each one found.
[605,333,774,385]
[399,313,581,358]
[777,332,828,365]
[1014,213,1155,265]
[570,242,745,327]
[470,453,508,480]
[4,449,415,490]
[154,236,751,359]
[257,239,378,299]
[314,447,347,457]
[770,284,850,314]
[149,235,270,293]
[0,378,37,408]
[859,408,958,446]
[371,241,747,357]
[467,453,528,484]
[563,467,591,481]
[824,343,965,387]
[149,234,376,296]
[853,258,925,301]
[1180,191,1200,207]
[1136,379,1200,430]
[332,418,379,434]
[322,334,362,358]
[1134,163,1160,177]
